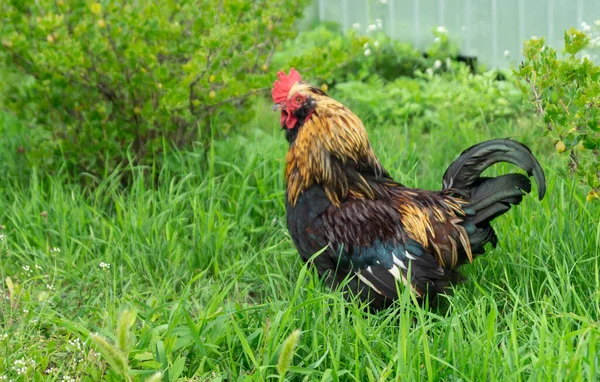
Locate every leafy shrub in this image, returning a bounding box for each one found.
[271,23,366,85]
[517,29,600,199]
[425,26,461,63]
[0,0,357,180]
[340,31,430,83]
[332,64,522,130]
[273,24,461,88]
[281,24,519,133]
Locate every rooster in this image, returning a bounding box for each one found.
[272,68,546,310]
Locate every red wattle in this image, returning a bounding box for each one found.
[285,113,298,129]
[280,111,288,127]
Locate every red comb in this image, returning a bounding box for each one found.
[272,68,302,103]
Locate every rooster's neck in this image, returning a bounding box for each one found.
[285,105,387,207]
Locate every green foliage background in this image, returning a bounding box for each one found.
[0,0,363,180]
[518,28,600,198]
[0,1,599,380]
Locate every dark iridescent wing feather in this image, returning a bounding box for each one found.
[287,185,452,309]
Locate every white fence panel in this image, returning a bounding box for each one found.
[312,0,600,67]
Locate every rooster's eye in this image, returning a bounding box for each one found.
[296,96,303,103]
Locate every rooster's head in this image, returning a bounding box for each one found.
[271,68,325,131]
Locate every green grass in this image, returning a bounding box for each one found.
[0,100,599,381]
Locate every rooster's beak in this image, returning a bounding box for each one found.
[272,103,284,111]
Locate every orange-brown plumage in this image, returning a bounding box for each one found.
[274,69,546,309]
[284,82,383,207]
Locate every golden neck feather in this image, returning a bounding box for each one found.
[285,96,384,206]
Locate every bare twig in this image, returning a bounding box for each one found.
[559,98,571,116]
[189,48,214,114]
[525,71,553,131]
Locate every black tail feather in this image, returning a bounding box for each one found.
[467,173,531,225]
[442,138,546,251]
[442,138,546,200]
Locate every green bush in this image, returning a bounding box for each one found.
[331,65,522,130]
[273,24,461,88]
[0,0,358,180]
[338,30,430,83]
[274,24,519,135]
[517,29,600,199]
[271,23,368,87]
[425,26,461,63]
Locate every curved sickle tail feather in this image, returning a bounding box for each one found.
[442,138,546,199]
[442,138,546,254]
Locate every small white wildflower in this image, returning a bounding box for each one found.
[99,262,111,269]
[68,338,82,350]
[46,284,55,291]
[23,309,28,313]
[352,23,360,29]
[0,234,4,241]
[504,50,510,57]
[425,68,434,76]
[50,247,61,253]
[374,40,380,48]
[433,60,442,70]
[12,358,35,375]
[22,265,30,272]
[363,42,369,49]
[375,18,383,29]
[62,377,75,382]
[0,375,6,380]
[0,333,7,340]
[379,0,388,4]
[531,35,538,40]
[437,26,447,34]
[367,24,377,32]
[364,48,372,56]
[434,37,441,43]
[44,367,58,374]
[35,264,42,270]
[581,21,591,32]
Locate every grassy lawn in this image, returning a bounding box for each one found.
[0,98,599,381]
